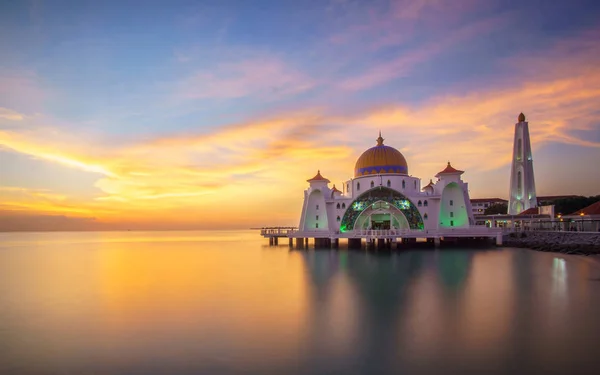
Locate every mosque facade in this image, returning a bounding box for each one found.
[297,133,476,235]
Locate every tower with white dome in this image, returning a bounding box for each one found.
[296,132,476,236]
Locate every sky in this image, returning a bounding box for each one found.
[1,0,600,231]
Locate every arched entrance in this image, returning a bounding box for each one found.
[340,187,423,232]
[353,201,410,230]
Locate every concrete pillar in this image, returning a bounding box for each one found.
[269,237,273,245]
[496,233,503,246]
[274,237,278,245]
[289,237,293,247]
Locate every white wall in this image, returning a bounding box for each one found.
[302,189,328,231]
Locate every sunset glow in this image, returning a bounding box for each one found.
[1,0,599,231]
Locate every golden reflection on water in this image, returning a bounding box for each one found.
[2,231,600,374]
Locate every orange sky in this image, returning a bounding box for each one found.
[1,1,600,231]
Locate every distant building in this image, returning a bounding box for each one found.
[474,205,554,230]
[508,113,537,214]
[470,198,508,216]
[563,201,600,232]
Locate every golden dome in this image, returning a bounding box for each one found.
[354,132,408,177]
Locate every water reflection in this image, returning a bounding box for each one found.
[1,232,600,374]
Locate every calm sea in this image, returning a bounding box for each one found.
[1,230,600,375]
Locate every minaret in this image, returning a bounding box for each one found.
[508,113,537,214]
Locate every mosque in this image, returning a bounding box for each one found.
[292,132,498,246]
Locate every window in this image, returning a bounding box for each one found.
[316,223,319,228]
[336,216,340,222]
[316,204,319,210]
[450,220,454,227]
[450,200,454,206]
[450,212,454,218]
[484,203,489,208]
[316,215,319,220]
[336,203,340,209]
[357,182,360,191]
[424,213,428,220]
[517,171,522,194]
[387,180,391,187]
[402,180,405,189]
[342,203,346,209]
[424,200,428,207]
[370,181,374,188]
[517,139,522,161]
[418,200,422,207]
[414,180,417,189]
[347,183,349,191]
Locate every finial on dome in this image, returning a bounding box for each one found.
[518,112,526,122]
[376,131,384,146]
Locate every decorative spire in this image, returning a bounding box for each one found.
[518,112,526,122]
[376,130,384,146]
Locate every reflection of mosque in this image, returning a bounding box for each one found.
[296,249,476,374]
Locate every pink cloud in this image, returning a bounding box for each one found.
[338,14,509,91]
[177,56,315,100]
[0,69,46,112]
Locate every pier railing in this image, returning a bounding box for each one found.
[259,227,297,237]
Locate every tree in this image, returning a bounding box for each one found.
[553,195,600,216]
[484,203,508,215]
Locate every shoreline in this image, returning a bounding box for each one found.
[503,231,600,256]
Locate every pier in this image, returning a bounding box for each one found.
[257,226,503,249]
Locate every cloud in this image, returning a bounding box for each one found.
[338,14,509,91]
[1,26,600,229]
[0,69,46,112]
[176,56,315,101]
[0,108,24,121]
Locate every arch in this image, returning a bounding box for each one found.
[336,203,340,209]
[339,187,424,232]
[370,181,375,188]
[424,213,428,220]
[342,203,346,209]
[418,200,422,207]
[424,200,428,207]
[336,216,340,222]
[353,201,410,230]
[414,180,417,189]
[402,180,405,189]
[517,139,522,161]
[387,180,391,187]
[357,182,361,191]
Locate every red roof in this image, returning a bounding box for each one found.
[307,170,330,183]
[568,200,600,216]
[330,184,341,197]
[422,179,434,190]
[435,162,464,176]
[518,207,539,215]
